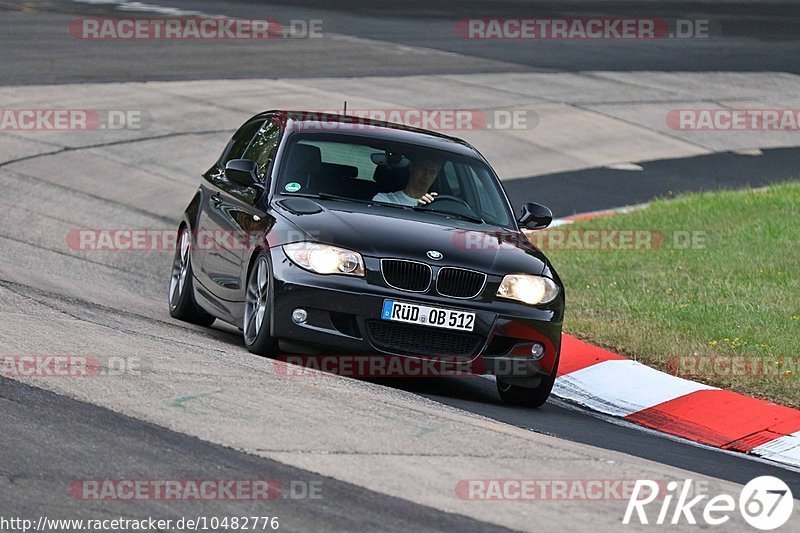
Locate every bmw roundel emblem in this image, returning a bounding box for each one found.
[427,250,443,260]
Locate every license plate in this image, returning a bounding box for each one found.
[381,299,475,332]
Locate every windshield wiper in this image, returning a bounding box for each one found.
[315,194,419,211]
[285,192,413,212]
[283,192,484,222]
[414,207,485,224]
[285,192,374,205]
[371,200,415,210]
[316,192,373,204]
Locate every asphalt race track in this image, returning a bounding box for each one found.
[1,1,800,531]
[0,376,507,532]
[4,0,800,84]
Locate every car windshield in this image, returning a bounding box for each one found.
[276,133,514,227]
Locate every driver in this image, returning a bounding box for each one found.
[373,154,441,206]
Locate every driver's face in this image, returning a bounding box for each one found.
[411,158,440,188]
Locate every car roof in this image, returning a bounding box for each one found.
[254,110,486,160]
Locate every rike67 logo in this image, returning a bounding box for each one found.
[624,476,794,530]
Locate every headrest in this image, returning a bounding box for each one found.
[321,162,358,179]
[284,143,322,187]
[373,164,410,193]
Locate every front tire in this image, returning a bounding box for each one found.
[243,251,279,356]
[496,372,556,408]
[169,226,216,327]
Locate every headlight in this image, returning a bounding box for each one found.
[283,242,365,277]
[496,274,559,305]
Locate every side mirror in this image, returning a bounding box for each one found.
[225,159,260,187]
[518,202,553,230]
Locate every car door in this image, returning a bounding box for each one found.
[194,118,263,305]
[196,117,281,314]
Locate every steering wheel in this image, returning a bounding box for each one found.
[424,194,471,209]
[417,194,479,218]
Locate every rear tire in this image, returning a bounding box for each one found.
[243,251,279,356]
[496,372,556,408]
[168,226,216,327]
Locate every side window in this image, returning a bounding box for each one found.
[221,119,265,165]
[442,161,460,196]
[464,165,499,221]
[242,120,281,180]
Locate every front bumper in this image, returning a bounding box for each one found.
[268,247,563,379]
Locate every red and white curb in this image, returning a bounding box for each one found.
[543,205,800,469]
[549,203,650,227]
[555,335,800,469]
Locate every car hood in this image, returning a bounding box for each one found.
[273,199,547,276]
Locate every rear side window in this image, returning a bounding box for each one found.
[243,121,281,180]
[221,119,264,165]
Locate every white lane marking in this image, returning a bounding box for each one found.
[604,162,644,171]
[751,431,800,468]
[72,0,225,18]
[72,0,220,17]
[731,148,763,156]
[553,359,717,417]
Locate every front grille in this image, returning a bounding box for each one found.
[366,320,484,357]
[381,259,431,292]
[436,267,486,299]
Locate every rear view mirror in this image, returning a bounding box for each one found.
[370,152,410,168]
[225,159,260,187]
[518,202,553,230]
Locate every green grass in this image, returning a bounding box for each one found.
[542,181,800,407]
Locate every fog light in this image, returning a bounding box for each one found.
[292,308,307,324]
[531,343,545,360]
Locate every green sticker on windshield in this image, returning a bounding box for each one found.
[284,182,301,192]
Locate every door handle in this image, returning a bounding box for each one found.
[211,193,222,206]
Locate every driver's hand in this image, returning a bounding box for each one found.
[417,192,438,205]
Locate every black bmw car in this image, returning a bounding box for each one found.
[169,111,564,407]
